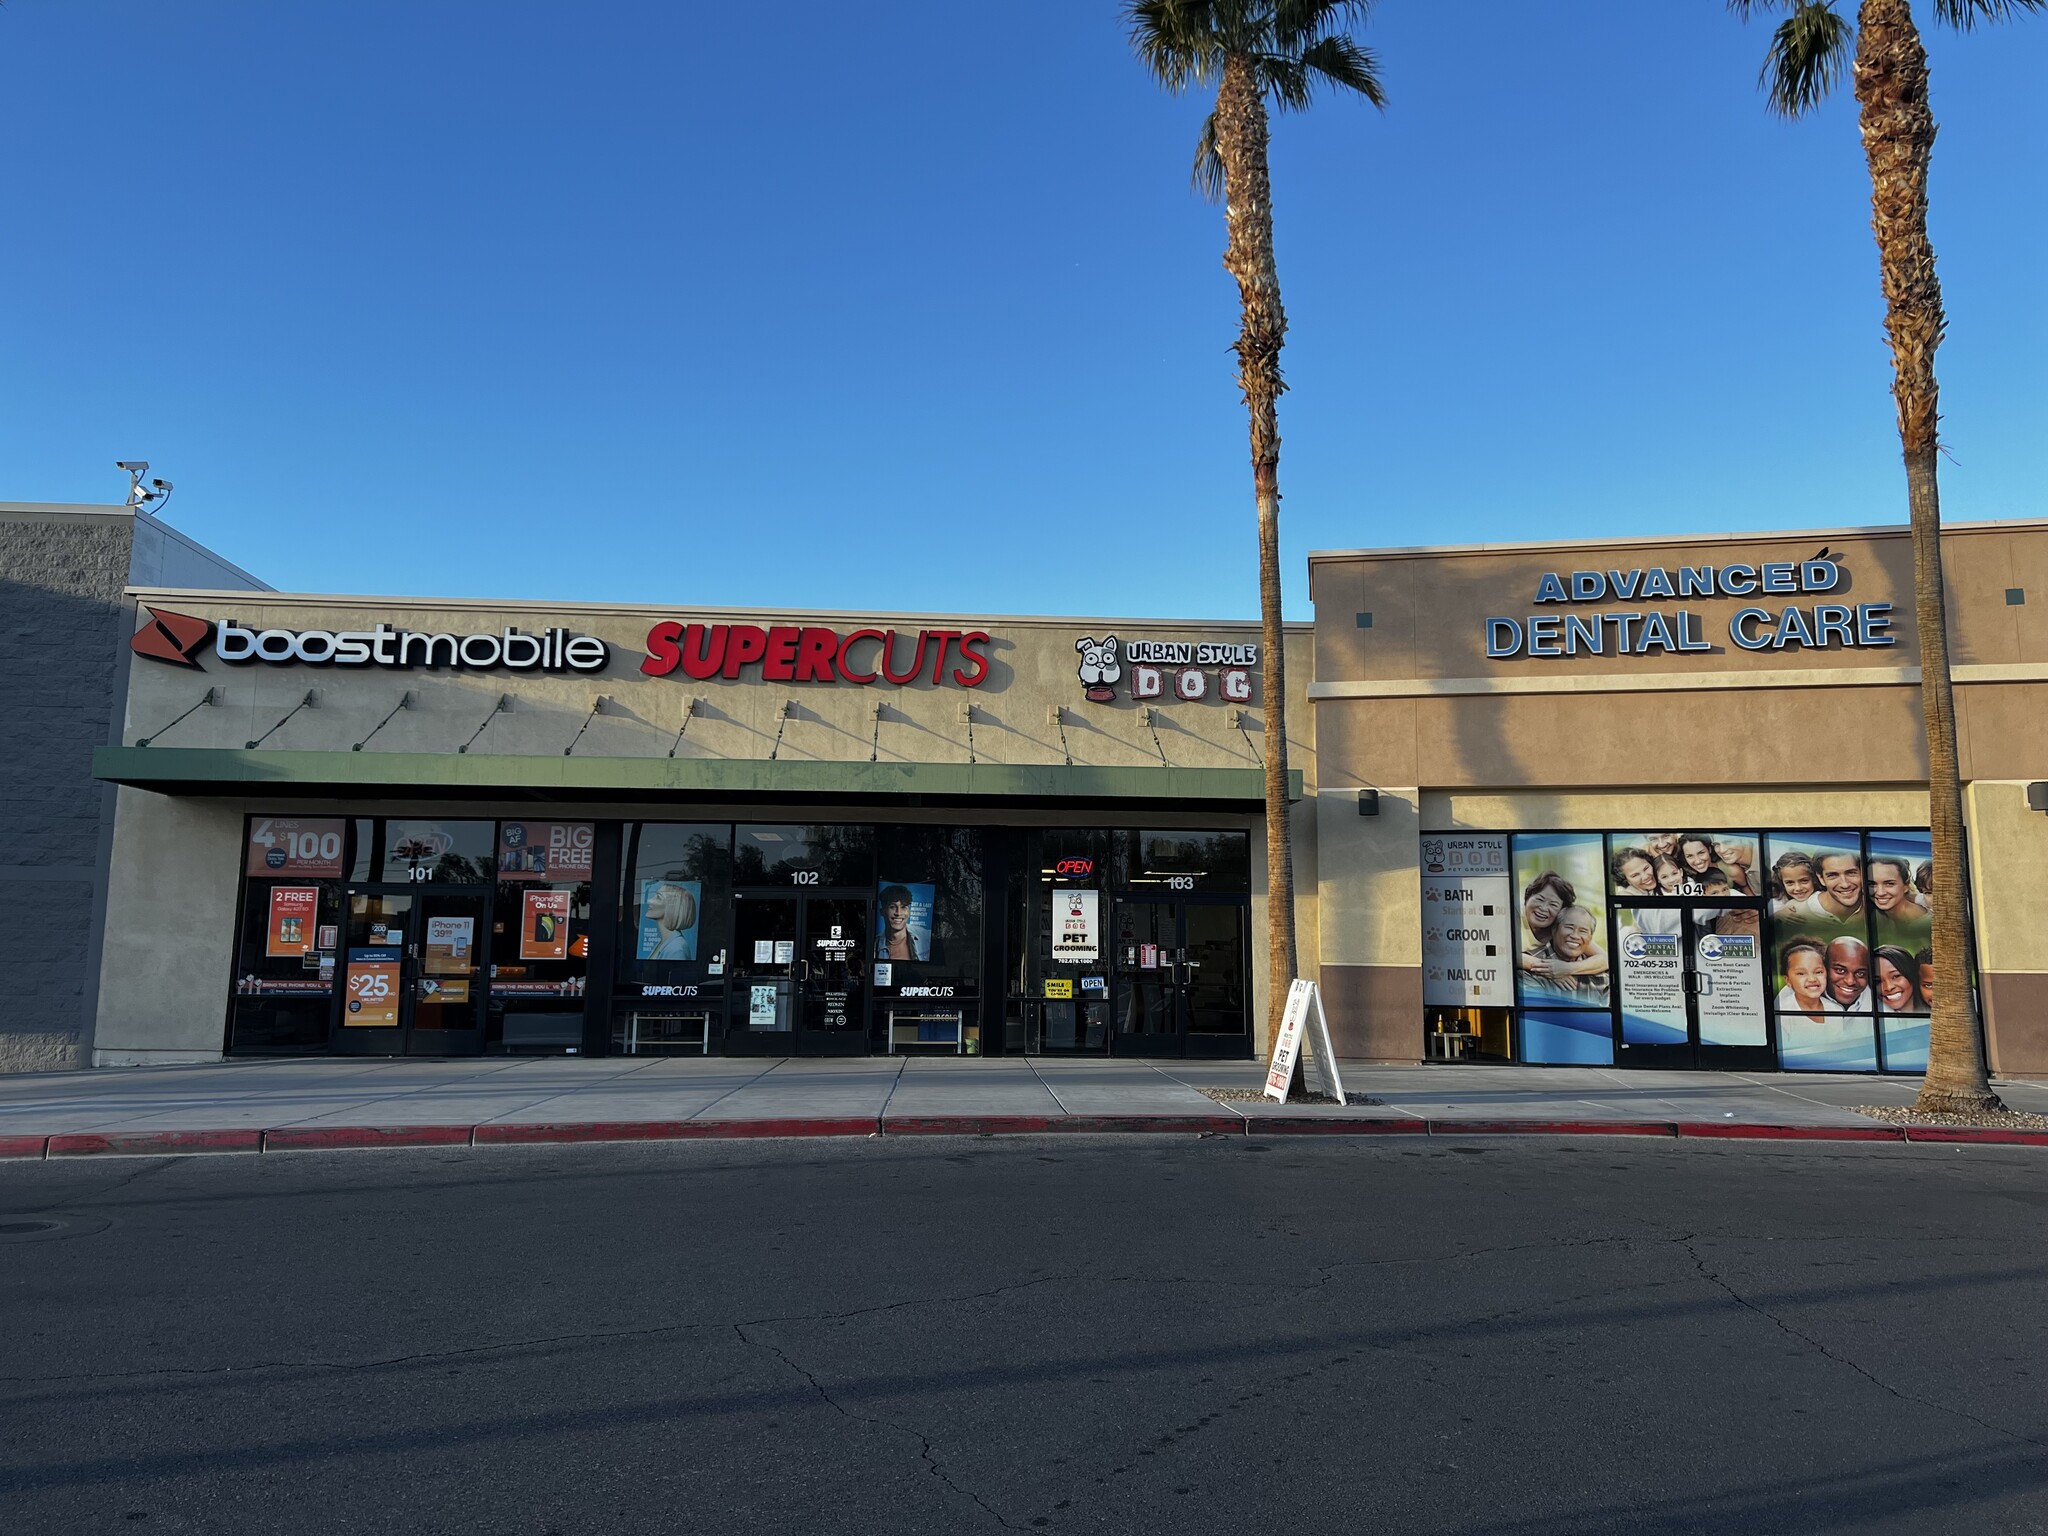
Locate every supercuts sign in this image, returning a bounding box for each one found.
[128,608,608,672]
[641,623,992,688]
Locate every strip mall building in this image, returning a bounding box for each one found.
[9,502,2047,1077]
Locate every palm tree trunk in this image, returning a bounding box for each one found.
[1212,53,1302,1089]
[1854,0,1999,1112]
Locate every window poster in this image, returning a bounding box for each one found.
[1422,833,1512,1007]
[498,821,595,882]
[638,880,702,960]
[1606,831,1761,900]
[521,891,571,961]
[749,983,789,1031]
[344,949,401,1026]
[1867,830,1934,990]
[876,881,934,963]
[266,886,319,957]
[1616,911,1687,1046]
[246,817,345,878]
[1051,889,1100,963]
[423,916,474,976]
[1513,834,1608,1009]
[1694,930,1769,1047]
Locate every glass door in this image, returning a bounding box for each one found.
[1112,901,1179,1054]
[1181,901,1250,1058]
[410,887,488,1053]
[799,895,870,1055]
[332,886,487,1056]
[334,890,412,1055]
[1689,905,1774,1068]
[1613,901,1773,1069]
[1111,900,1252,1058]
[729,893,799,1054]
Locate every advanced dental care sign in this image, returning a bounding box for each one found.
[1484,557,1896,658]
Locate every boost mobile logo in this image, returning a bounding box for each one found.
[130,607,212,668]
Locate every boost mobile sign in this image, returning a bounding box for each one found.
[131,607,609,673]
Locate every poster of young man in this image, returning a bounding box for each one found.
[1513,834,1608,1009]
[521,890,571,961]
[637,880,702,961]
[876,882,934,963]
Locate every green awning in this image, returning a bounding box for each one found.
[93,747,1300,807]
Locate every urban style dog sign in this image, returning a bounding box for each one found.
[1073,635,1256,705]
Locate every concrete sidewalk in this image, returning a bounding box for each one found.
[1,1056,2045,1155]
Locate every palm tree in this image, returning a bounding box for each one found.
[1126,0,1383,1084]
[1733,0,2040,1113]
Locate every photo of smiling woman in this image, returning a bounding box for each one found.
[1514,835,1608,1009]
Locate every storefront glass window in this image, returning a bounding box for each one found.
[619,824,734,979]
[1443,824,1940,1074]
[378,819,496,883]
[1127,830,1250,892]
[734,824,875,887]
[874,826,985,1053]
[228,816,352,1051]
[488,820,595,1046]
[1512,833,1613,1064]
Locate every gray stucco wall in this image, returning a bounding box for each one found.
[0,510,133,1071]
[0,503,267,1072]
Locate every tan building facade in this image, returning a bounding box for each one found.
[1308,517,2048,1077]
[93,579,1314,1066]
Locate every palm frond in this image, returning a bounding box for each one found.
[1125,0,1226,92]
[1192,109,1227,202]
[1932,0,2047,29]
[1758,0,1853,118]
[1271,0,1374,51]
[1291,33,1385,110]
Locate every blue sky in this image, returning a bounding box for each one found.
[2,1,2041,618]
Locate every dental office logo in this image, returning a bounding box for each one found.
[129,612,610,672]
[129,606,213,668]
[1073,635,1257,705]
[1483,551,1898,659]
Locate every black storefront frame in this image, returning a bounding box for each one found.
[1453,824,1954,1075]
[228,814,1257,1061]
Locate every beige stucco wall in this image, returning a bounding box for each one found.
[121,594,1312,780]
[95,788,247,1064]
[101,593,1319,1062]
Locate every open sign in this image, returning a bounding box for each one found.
[1053,858,1094,878]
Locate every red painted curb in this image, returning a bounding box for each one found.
[263,1125,475,1152]
[1255,1116,1428,1135]
[0,1135,49,1160]
[1902,1126,2048,1145]
[1674,1121,1905,1142]
[884,1116,1068,1135]
[1429,1120,1677,1138]
[46,1129,263,1157]
[1032,1114,1245,1135]
[473,1117,879,1145]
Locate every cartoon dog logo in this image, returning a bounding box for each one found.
[1075,635,1121,703]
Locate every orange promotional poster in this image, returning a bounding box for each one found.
[266,887,319,957]
[521,890,571,960]
[344,952,402,1026]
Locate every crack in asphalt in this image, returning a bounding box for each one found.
[0,1271,1090,1388]
[731,1320,1023,1531]
[1681,1236,2048,1451]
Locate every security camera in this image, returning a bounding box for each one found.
[151,479,172,491]
[116,460,149,473]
